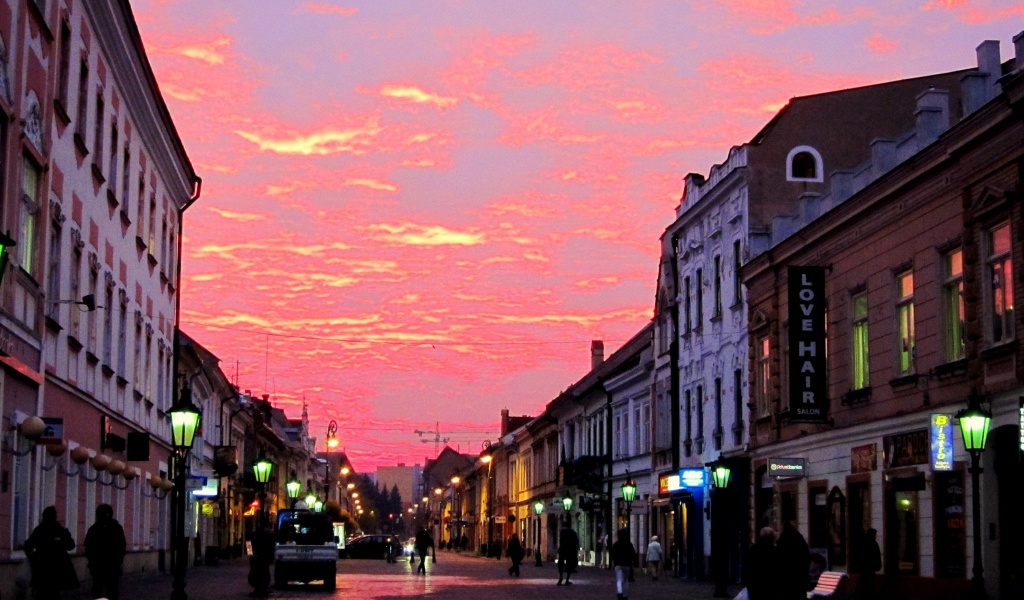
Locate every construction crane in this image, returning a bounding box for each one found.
[414,422,497,457]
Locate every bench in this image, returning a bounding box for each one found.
[807,571,848,598]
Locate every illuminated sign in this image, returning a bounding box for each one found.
[769,458,805,478]
[679,468,706,488]
[659,473,682,494]
[788,266,828,423]
[930,414,954,471]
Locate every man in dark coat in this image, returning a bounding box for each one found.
[776,521,810,600]
[506,533,525,576]
[24,505,78,600]
[556,525,579,585]
[743,526,778,600]
[85,503,127,600]
[414,528,434,574]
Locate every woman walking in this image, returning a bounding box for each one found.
[610,528,638,600]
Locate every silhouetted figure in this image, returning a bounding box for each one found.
[854,528,881,599]
[556,525,579,585]
[414,528,434,574]
[743,526,778,600]
[248,525,274,596]
[610,528,638,600]
[85,503,126,600]
[24,506,78,600]
[506,534,525,576]
[776,521,810,600]
[460,533,469,553]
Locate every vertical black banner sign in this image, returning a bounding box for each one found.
[788,266,828,423]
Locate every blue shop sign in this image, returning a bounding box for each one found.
[930,413,954,472]
[679,468,706,489]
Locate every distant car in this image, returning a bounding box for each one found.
[343,534,401,559]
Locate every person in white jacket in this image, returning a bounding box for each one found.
[645,536,663,580]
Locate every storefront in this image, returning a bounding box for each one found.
[656,468,705,580]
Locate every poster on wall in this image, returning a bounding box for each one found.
[788,266,828,423]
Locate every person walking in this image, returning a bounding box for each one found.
[743,526,778,600]
[645,535,663,580]
[854,528,882,599]
[610,528,638,600]
[85,503,127,600]
[506,533,525,577]
[776,521,810,600]
[414,527,434,574]
[555,524,579,585]
[23,505,78,600]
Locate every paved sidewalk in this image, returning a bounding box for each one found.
[107,551,734,599]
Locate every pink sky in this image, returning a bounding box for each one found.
[132,0,1022,470]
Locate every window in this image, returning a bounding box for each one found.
[695,268,704,329]
[852,293,870,390]
[683,276,692,334]
[733,368,743,444]
[642,403,650,453]
[145,331,153,398]
[896,271,915,375]
[76,60,89,135]
[987,223,1014,345]
[93,91,104,158]
[88,267,99,348]
[733,240,742,305]
[756,336,770,416]
[108,123,118,191]
[713,377,723,450]
[786,146,824,182]
[148,196,156,250]
[117,297,127,375]
[57,22,71,109]
[20,157,42,274]
[69,245,82,336]
[613,413,622,457]
[103,286,113,366]
[713,255,722,317]
[684,389,692,443]
[942,249,965,361]
[46,218,61,320]
[122,143,131,205]
[696,384,704,440]
[633,406,641,455]
[137,173,146,233]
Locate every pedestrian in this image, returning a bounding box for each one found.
[645,535,663,580]
[85,503,127,600]
[414,527,434,574]
[743,526,778,600]
[854,528,881,599]
[247,524,275,596]
[597,531,609,569]
[555,524,579,585]
[776,521,810,600]
[460,533,469,553]
[23,505,78,600]
[506,533,525,576]
[610,528,638,600]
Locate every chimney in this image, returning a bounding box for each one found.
[1014,31,1024,72]
[870,139,897,178]
[591,340,605,371]
[501,408,510,436]
[915,87,950,144]
[829,170,853,204]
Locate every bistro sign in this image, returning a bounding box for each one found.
[788,266,828,423]
[930,414,954,471]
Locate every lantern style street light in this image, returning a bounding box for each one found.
[286,473,301,506]
[621,477,638,522]
[709,457,732,598]
[956,392,992,600]
[305,493,317,508]
[533,500,545,567]
[481,453,495,557]
[561,493,573,512]
[168,384,201,600]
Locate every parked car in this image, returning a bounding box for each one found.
[343,534,402,559]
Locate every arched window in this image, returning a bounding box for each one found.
[786,145,824,182]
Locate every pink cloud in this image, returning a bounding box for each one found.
[297,3,357,16]
[865,33,899,54]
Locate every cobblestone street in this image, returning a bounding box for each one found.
[107,552,729,600]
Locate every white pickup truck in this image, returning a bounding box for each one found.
[274,509,339,590]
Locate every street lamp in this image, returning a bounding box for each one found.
[253,454,273,526]
[621,477,637,525]
[562,493,573,512]
[709,457,732,598]
[286,473,301,507]
[481,454,494,557]
[168,384,201,600]
[533,500,544,567]
[956,392,992,600]
[305,493,317,508]
[451,475,461,544]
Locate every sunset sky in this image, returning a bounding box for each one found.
[131,0,1023,470]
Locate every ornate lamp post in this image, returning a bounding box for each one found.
[253,454,273,526]
[709,457,732,598]
[286,473,301,508]
[168,386,201,600]
[481,454,494,557]
[533,500,544,567]
[621,477,638,528]
[248,453,274,597]
[957,392,992,600]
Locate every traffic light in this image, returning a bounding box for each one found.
[0,231,15,288]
